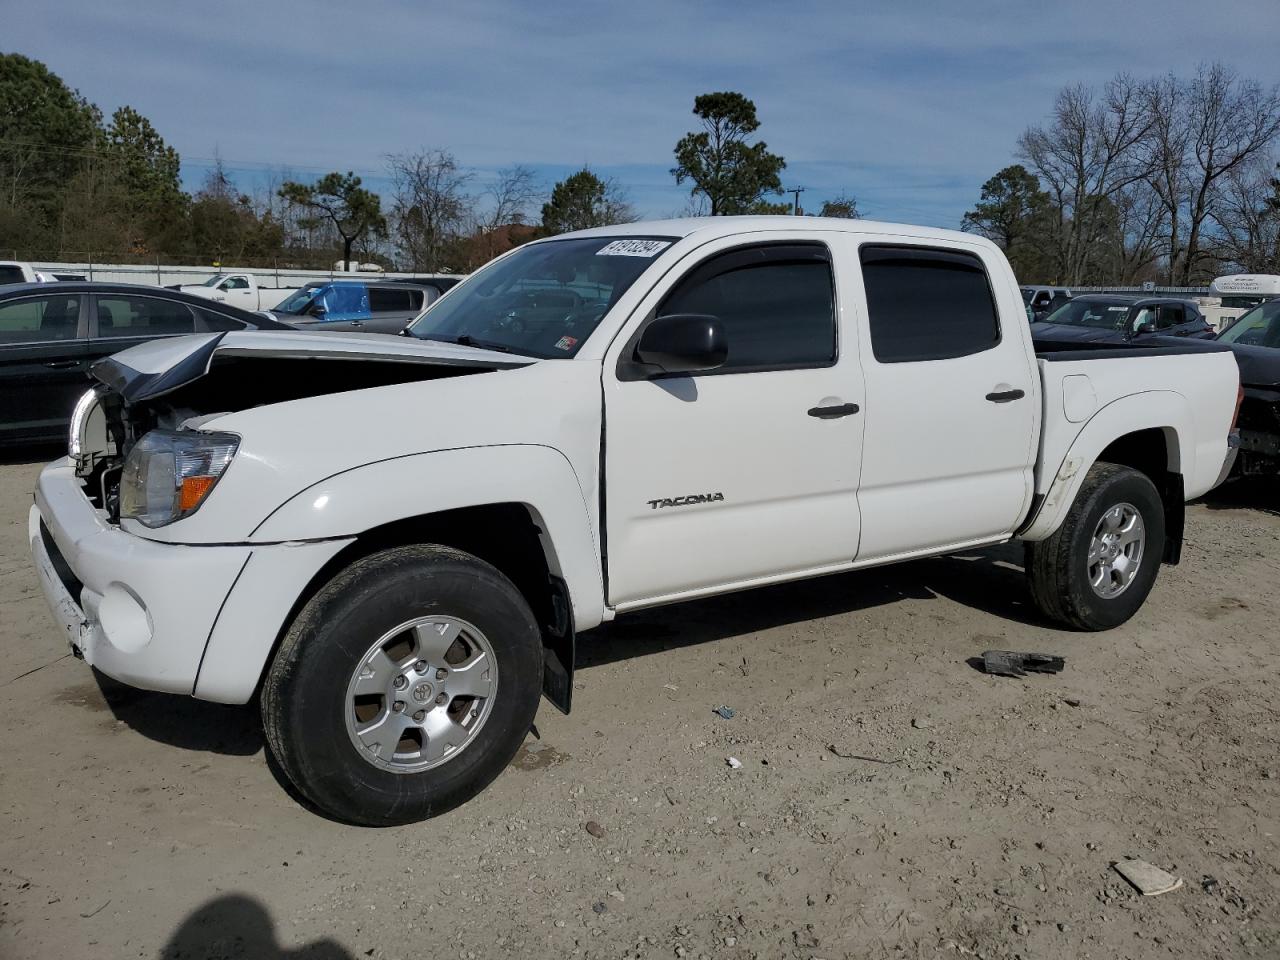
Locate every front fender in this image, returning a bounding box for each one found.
[1021,391,1191,542]
[249,444,605,631]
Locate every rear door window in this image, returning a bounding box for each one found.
[369,287,412,312]
[860,246,1000,362]
[94,296,196,338]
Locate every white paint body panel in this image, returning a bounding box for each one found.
[26,217,1241,704]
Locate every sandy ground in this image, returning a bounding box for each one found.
[1,449,1277,960]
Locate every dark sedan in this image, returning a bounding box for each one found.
[0,282,292,445]
[1214,299,1280,477]
[1031,294,1214,346]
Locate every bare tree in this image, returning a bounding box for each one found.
[1139,74,1191,280]
[387,149,472,272]
[469,165,540,265]
[1177,63,1280,283]
[1213,156,1280,273]
[1018,74,1155,284]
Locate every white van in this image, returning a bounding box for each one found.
[1209,274,1280,331]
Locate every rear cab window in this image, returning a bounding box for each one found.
[859,245,1000,362]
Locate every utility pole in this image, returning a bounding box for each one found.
[786,186,805,216]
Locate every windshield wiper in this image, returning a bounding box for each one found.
[452,334,513,353]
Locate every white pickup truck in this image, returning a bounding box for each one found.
[30,217,1241,825]
[174,273,295,312]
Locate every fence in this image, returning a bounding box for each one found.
[5,252,460,291]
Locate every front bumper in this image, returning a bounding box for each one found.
[30,459,350,702]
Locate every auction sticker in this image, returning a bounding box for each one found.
[554,335,578,351]
[596,239,671,257]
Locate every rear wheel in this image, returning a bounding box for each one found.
[1026,463,1165,631]
[261,544,543,825]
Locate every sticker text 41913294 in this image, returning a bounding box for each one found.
[595,239,672,258]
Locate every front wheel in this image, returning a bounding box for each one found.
[261,544,544,825]
[1026,463,1166,631]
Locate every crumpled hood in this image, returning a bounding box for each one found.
[90,330,534,403]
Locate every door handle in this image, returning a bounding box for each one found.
[43,360,81,369]
[350,320,364,328]
[807,402,860,419]
[986,389,1025,403]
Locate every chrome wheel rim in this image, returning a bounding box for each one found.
[343,616,498,773]
[1087,502,1146,599]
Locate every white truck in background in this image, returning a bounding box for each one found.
[0,261,52,285]
[174,273,297,312]
[31,217,1242,826]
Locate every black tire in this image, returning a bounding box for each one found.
[261,544,543,826]
[1026,463,1166,631]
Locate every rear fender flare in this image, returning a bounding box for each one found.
[1021,391,1190,542]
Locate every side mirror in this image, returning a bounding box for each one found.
[625,313,727,379]
[1134,321,1155,336]
[309,302,327,317]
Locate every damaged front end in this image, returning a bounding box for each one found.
[1235,383,1280,477]
[71,331,529,521]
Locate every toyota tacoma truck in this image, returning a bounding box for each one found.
[29,217,1242,825]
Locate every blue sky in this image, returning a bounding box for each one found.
[8,0,1280,227]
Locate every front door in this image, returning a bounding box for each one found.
[850,241,1038,560]
[0,292,88,443]
[603,236,864,608]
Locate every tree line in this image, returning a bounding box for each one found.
[963,64,1280,285]
[16,46,1277,286]
[0,54,861,273]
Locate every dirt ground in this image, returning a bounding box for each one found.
[1,450,1277,960]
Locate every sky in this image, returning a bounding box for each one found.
[7,0,1280,228]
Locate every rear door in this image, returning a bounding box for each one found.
[0,292,89,443]
[851,241,1037,561]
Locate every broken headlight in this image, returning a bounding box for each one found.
[119,429,239,528]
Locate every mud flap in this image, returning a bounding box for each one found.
[541,576,575,714]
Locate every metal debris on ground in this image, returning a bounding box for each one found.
[727,756,743,769]
[713,705,735,719]
[1113,859,1183,896]
[827,744,902,764]
[981,649,1066,678]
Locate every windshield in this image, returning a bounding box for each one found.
[272,284,323,315]
[200,275,226,287]
[1041,298,1132,330]
[1021,288,1034,304]
[405,236,674,358]
[1217,299,1280,348]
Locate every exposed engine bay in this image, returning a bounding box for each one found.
[72,335,523,521]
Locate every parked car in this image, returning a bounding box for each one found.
[268,280,444,334]
[1021,285,1073,321]
[173,272,298,312]
[1211,298,1280,477]
[1031,294,1213,346]
[0,282,291,445]
[0,261,52,285]
[31,217,1239,824]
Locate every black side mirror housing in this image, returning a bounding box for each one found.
[1134,321,1156,336]
[621,313,728,380]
